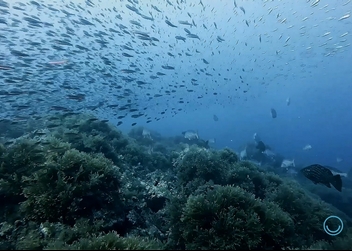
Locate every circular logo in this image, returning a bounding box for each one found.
[323,216,344,236]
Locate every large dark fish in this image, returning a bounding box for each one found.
[301,164,342,192]
[270,108,277,118]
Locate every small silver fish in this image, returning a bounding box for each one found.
[208,138,216,144]
[253,132,261,142]
[240,147,247,160]
[286,97,290,106]
[263,149,275,157]
[142,129,153,140]
[338,14,350,21]
[302,144,312,150]
[281,159,295,168]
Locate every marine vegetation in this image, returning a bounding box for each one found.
[0,113,352,250]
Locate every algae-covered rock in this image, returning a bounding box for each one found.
[2,113,352,250]
[266,181,341,247]
[308,229,352,250]
[19,149,122,225]
[45,232,163,250]
[175,146,231,187]
[0,138,49,206]
[179,184,294,250]
[227,161,283,199]
[218,147,238,164]
[166,160,349,250]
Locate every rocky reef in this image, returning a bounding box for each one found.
[0,113,351,250]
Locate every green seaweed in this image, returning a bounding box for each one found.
[45,232,163,250]
[19,149,122,225]
[175,185,295,250]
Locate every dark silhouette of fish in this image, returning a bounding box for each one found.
[301,164,342,192]
[197,139,209,149]
[256,140,266,152]
[271,108,277,118]
[213,114,218,121]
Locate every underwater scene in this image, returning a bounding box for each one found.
[0,0,352,250]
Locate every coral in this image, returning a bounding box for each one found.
[118,167,176,240]
[143,174,171,201]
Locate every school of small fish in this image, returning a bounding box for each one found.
[0,0,350,127]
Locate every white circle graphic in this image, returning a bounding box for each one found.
[323,216,343,236]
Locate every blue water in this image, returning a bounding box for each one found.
[1,0,351,171]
